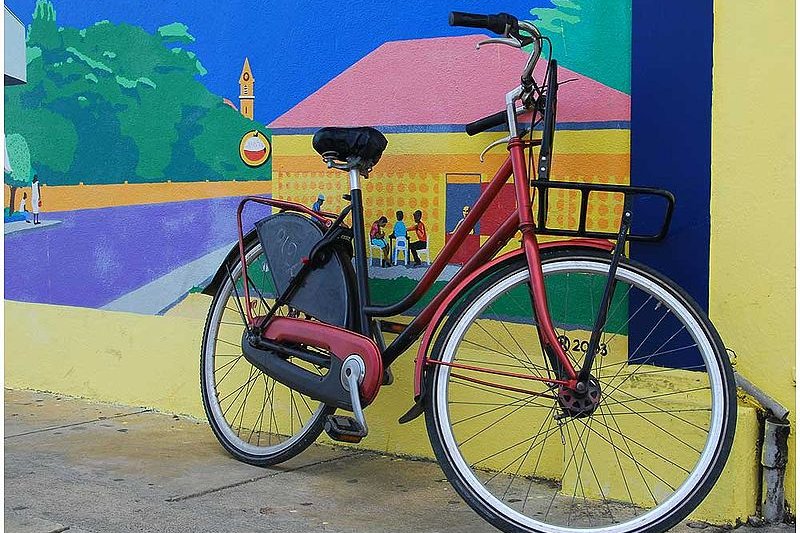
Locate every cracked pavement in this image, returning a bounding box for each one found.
[4,389,795,533]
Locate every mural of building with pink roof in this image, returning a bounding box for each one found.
[269,35,631,268]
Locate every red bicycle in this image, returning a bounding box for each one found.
[200,12,735,533]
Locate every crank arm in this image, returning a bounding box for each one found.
[342,356,368,437]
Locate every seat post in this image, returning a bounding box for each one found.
[348,166,371,336]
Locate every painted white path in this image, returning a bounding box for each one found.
[101,241,235,315]
[4,219,62,235]
[101,242,462,315]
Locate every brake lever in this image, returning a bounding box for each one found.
[479,128,533,162]
[476,36,523,49]
[479,136,510,162]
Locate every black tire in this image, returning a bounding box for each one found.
[424,250,736,533]
[200,235,334,467]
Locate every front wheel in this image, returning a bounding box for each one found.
[424,251,736,533]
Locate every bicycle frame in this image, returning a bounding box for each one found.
[368,141,575,379]
[234,137,597,396]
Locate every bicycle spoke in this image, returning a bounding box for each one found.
[471,321,543,375]
[430,256,732,531]
[573,414,616,522]
[500,405,554,501]
[459,339,551,374]
[493,312,545,380]
[459,395,544,448]
[233,367,258,436]
[601,386,710,438]
[603,401,659,505]
[597,402,637,513]
[602,386,711,407]
[604,324,687,393]
[471,415,565,470]
[450,375,556,409]
[577,415,681,488]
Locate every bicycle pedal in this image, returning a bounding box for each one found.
[382,367,394,386]
[324,414,366,443]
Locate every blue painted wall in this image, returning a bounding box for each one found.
[630,0,713,309]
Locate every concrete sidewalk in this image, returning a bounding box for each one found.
[4,389,794,533]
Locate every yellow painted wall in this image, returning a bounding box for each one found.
[710,0,796,512]
[271,130,630,258]
[5,298,760,523]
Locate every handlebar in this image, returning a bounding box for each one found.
[449,12,519,36]
[451,11,545,136]
[465,111,507,136]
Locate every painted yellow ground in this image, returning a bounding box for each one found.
[709,0,795,510]
[3,180,272,213]
[6,298,758,523]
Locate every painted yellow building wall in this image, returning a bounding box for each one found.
[710,0,796,511]
[271,129,631,258]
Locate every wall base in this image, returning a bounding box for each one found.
[5,299,759,523]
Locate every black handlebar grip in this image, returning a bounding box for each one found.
[449,11,490,28]
[465,110,508,136]
[449,12,518,36]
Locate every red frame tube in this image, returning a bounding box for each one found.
[411,241,613,399]
[232,138,614,400]
[426,359,570,386]
[509,138,576,380]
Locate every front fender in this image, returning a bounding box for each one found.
[411,238,614,401]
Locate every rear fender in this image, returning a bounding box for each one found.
[411,238,614,400]
[202,229,258,296]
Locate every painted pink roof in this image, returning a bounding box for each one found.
[270,34,629,129]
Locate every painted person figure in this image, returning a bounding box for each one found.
[31,175,42,225]
[389,210,407,243]
[451,205,475,234]
[19,192,29,223]
[312,193,325,212]
[407,209,428,266]
[370,216,391,267]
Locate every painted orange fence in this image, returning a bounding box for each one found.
[4,180,272,213]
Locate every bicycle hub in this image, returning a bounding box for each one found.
[558,377,601,418]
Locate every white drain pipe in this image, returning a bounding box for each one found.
[734,372,790,523]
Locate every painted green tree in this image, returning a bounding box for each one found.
[530,0,631,94]
[5,134,33,213]
[4,0,271,187]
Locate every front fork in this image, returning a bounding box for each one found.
[510,140,631,389]
[509,139,577,383]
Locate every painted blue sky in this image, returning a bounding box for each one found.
[5,0,549,125]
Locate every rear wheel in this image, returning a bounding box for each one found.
[200,237,334,466]
[425,251,736,533]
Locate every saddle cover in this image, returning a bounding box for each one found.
[312,127,388,168]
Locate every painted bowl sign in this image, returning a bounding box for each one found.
[239,130,271,167]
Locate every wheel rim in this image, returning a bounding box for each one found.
[432,259,729,532]
[203,243,329,458]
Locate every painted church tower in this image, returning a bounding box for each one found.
[239,57,254,119]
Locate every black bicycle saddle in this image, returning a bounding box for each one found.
[312,127,388,168]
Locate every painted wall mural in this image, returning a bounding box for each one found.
[4,0,631,317]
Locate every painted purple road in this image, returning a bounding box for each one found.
[4,196,269,309]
